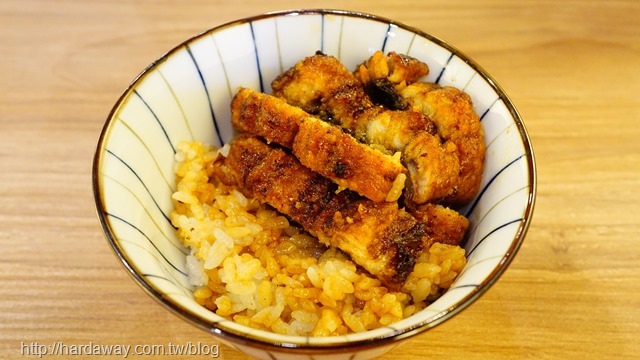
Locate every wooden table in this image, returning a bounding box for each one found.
[2,1,639,359]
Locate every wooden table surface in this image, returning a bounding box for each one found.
[2,0,639,359]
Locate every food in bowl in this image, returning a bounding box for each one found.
[169,51,483,336]
[94,9,536,358]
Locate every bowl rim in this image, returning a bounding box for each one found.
[92,8,537,353]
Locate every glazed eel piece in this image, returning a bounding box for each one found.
[231,87,407,203]
[271,52,461,205]
[355,51,486,205]
[212,135,426,289]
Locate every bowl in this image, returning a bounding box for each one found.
[93,9,536,359]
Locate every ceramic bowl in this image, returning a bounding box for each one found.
[93,9,536,359]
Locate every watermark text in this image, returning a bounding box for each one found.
[20,341,219,358]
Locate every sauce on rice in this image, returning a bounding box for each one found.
[170,141,466,336]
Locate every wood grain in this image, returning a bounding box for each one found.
[1,0,639,359]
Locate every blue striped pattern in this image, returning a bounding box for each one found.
[93,9,535,357]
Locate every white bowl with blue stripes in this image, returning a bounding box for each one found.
[93,9,536,360]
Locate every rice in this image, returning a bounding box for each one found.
[170,141,466,336]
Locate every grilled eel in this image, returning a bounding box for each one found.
[212,135,428,289]
[400,84,486,204]
[354,50,429,110]
[231,87,407,203]
[271,52,460,205]
[355,51,486,205]
[407,203,470,246]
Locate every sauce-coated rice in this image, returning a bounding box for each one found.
[170,141,466,336]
